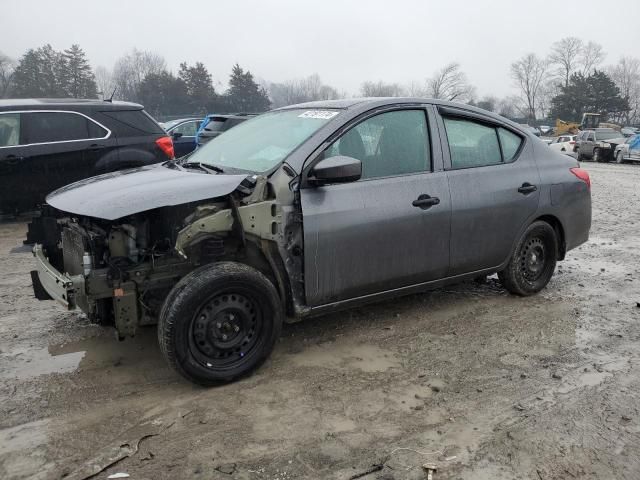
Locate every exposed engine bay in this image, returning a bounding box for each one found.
[31,169,305,338]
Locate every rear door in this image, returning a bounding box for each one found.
[437,107,540,276]
[300,106,451,306]
[21,111,111,205]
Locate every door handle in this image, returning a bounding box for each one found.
[412,194,440,210]
[87,143,105,150]
[0,155,24,165]
[518,182,537,194]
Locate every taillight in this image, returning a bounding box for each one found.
[156,136,175,159]
[570,167,590,190]
[569,141,575,145]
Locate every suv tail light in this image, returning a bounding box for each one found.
[570,167,590,190]
[156,136,175,159]
[569,140,575,145]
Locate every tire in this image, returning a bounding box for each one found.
[616,151,625,164]
[576,151,584,162]
[498,221,557,296]
[593,148,602,162]
[158,261,283,386]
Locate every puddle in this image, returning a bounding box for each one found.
[0,327,163,381]
[290,342,400,372]
[0,346,84,380]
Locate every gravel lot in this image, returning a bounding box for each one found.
[1,162,639,480]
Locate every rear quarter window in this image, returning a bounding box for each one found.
[101,109,164,136]
[498,128,523,162]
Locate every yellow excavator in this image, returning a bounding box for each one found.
[555,113,620,136]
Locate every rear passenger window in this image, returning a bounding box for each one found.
[498,128,523,161]
[444,117,502,168]
[323,109,430,179]
[0,113,21,147]
[23,112,99,144]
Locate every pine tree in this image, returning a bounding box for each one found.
[11,49,43,97]
[63,44,98,98]
[178,62,216,113]
[225,64,270,112]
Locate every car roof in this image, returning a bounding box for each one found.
[0,98,144,112]
[275,97,527,133]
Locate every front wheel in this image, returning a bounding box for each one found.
[499,221,557,296]
[158,262,283,386]
[616,151,625,164]
[593,148,603,162]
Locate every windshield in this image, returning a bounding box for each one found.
[187,109,340,172]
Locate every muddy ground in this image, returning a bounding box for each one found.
[1,162,639,480]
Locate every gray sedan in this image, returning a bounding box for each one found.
[32,97,592,385]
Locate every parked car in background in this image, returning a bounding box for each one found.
[614,134,640,164]
[549,134,577,156]
[574,128,626,162]
[160,117,202,158]
[196,113,256,146]
[0,99,173,215]
[31,98,591,385]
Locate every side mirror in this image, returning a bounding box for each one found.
[309,155,362,185]
[172,132,183,140]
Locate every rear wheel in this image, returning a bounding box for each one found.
[499,221,557,296]
[158,262,283,386]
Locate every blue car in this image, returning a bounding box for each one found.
[161,117,203,158]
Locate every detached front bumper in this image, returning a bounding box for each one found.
[31,244,80,309]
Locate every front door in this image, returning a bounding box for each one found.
[300,108,451,306]
[437,110,540,276]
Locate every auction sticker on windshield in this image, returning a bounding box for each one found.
[298,110,339,119]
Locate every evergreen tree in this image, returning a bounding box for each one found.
[551,70,629,122]
[63,44,98,98]
[178,62,216,114]
[139,71,189,117]
[225,64,270,112]
[11,49,43,97]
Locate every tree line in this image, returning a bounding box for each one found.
[1,38,639,125]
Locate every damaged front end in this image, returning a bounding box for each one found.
[31,170,298,339]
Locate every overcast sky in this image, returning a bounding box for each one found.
[3,0,640,98]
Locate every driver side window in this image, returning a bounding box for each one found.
[322,109,430,180]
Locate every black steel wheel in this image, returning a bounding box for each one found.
[158,262,282,386]
[499,221,557,296]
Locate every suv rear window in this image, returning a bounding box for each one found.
[101,109,164,136]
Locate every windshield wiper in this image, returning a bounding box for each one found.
[181,162,224,174]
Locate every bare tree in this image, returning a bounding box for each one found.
[112,49,167,102]
[0,52,16,98]
[267,74,341,108]
[405,80,428,97]
[548,37,583,87]
[94,66,115,99]
[608,56,640,124]
[580,41,606,75]
[426,63,475,102]
[511,53,548,121]
[360,81,405,97]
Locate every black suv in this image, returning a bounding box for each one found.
[0,99,174,215]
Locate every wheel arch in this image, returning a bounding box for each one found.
[533,214,566,260]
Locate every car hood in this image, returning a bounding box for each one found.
[46,163,249,220]
[600,137,626,145]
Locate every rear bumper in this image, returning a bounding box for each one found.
[31,244,78,309]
